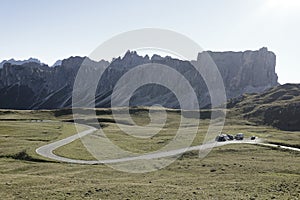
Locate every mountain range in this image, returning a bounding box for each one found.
[0,47,278,110]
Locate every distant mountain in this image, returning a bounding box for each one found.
[0,48,278,110]
[0,58,42,68]
[51,60,62,67]
[228,84,300,131]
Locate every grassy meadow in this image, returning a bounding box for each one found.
[0,108,299,199]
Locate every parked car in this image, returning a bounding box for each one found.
[250,136,256,140]
[235,133,244,140]
[215,135,227,142]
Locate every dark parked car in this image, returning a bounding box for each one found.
[235,133,244,140]
[215,135,227,142]
[251,136,256,140]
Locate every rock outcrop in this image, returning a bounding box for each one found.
[202,47,278,99]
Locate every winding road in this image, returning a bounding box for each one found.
[36,124,300,164]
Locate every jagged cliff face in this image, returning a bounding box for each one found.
[0,48,278,109]
[201,47,278,99]
[0,57,109,109]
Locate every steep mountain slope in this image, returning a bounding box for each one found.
[0,48,278,109]
[228,84,300,131]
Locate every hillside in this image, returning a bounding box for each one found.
[228,84,300,131]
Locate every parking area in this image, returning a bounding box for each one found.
[215,133,256,142]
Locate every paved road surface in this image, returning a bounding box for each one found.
[36,124,300,164]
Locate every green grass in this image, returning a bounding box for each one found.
[0,108,299,199]
[0,120,88,161]
[1,145,299,199]
[54,116,300,161]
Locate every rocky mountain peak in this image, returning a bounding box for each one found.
[151,54,164,61]
[0,57,43,68]
[197,48,278,99]
[61,56,86,68]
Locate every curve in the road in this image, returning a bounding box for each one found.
[36,124,300,165]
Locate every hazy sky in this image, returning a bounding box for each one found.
[0,0,299,83]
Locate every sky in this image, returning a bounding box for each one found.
[0,0,299,84]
